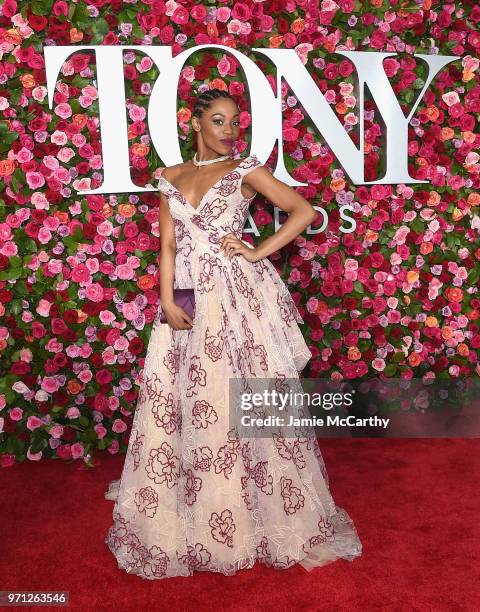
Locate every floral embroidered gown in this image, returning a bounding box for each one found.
[105,154,362,579]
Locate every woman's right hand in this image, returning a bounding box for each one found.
[161,302,193,330]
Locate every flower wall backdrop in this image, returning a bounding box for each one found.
[0,0,479,466]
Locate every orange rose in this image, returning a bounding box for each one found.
[427,191,440,206]
[291,18,305,34]
[76,309,89,324]
[406,270,419,284]
[420,242,433,255]
[330,177,346,192]
[138,274,155,291]
[347,347,361,361]
[20,74,36,88]
[4,29,22,45]
[178,106,191,122]
[72,114,88,129]
[101,203,113,217]
[70,28,84,43]
[425,105,440,121]
[467,192,480,207]
[408,352,422,367]
[209,78,227,91]
[118,203,136,218]
[131,143,149,157]
[441,326,453,340]
[463,131,476,144]
[452,208,464,221]
[269,35,284,48]
[457,343,469,357]
[441,127,454,141]
[445,287,463,303]
[0,159,15,177]
[207,22,218,38]
[67,380,84,395]
[335,102,347,115]
[54,211,69,224]
[425,316,438,327]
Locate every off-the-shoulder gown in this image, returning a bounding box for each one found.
[104,154,362,579]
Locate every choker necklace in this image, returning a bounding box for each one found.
[193,152,232,166]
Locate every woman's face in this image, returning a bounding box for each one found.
[193,98,240,154]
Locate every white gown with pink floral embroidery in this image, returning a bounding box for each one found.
[104,154,362,579]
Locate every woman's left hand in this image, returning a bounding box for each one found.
[220,233,260,262]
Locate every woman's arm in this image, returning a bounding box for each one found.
[245,166,317,261]
[158,191,176,307]
[157,186,193,330]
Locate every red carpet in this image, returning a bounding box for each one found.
[1,439,480,611]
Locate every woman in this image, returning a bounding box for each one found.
[105,89,362,579]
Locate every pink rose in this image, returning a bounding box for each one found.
[85,283,104,302]
[36,299,52,317]
[26,172,45,189]
[122,302,140,321]
[27,415,44,431]
[71,443,85,459]
[9,407,23,421]
[41,377,60,393]
[112,419,128,434]
[71,264,91,283]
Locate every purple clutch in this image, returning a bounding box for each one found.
[159,288,195,324]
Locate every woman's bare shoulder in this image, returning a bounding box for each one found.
[162,161,191,183]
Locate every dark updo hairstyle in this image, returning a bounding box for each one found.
[192,88,239,119]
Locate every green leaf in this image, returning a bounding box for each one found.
[411,218,424,233]
[96,18,109,35]
[30,435,47,454]
[71,2,90,28]
[72,226,84,241]
[383,364,397,377]
[117,284,128,299]
[468,267,480,286]
[9,88,22,106]
[3,131,19,146]
[9,299,23,315]
[392,351,405,363]
[0,267,25,281]
[31,0,54,16]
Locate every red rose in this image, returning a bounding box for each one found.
[29,14,48,31]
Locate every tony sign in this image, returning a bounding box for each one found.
[44,44,459,200]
